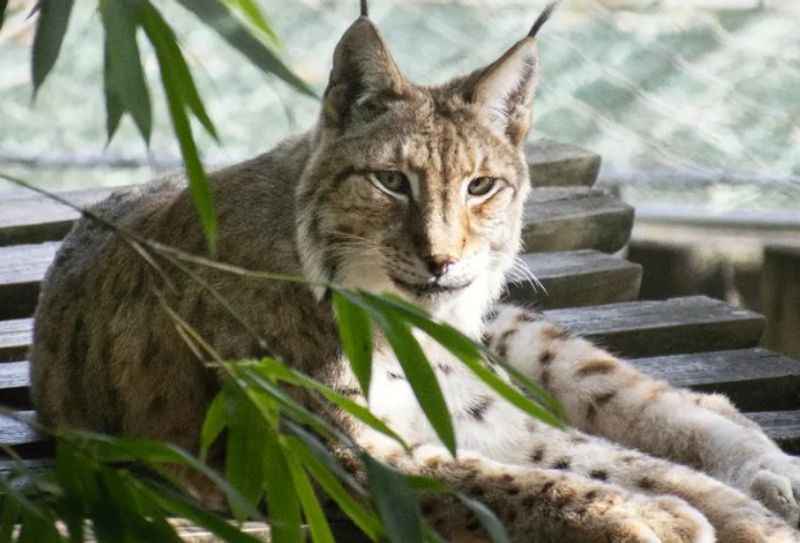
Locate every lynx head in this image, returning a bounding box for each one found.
[297,3,557,335]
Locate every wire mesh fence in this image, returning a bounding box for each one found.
[1,0,798,213]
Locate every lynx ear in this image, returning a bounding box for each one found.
[322,15,408,128]
[462,2,558,145]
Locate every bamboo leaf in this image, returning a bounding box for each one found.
[0,496,19,543]
[456,493,510,543]
[31,0,74,93]
[221,0,280,45]
[364,456,423,543]
[224,389,267,520]
[64,431,262,520]
[135,2,217,139]
[261,423,303,543]
[253,358,405,448]
[98,0,152,142]
[0,0,9,31]
[333,291,373,396]
[285,449,335,543]
[200,392,227,462]
[140,1,217,254]
[135,479,263,543]
[287,437,383,541]
[172,0,316,97]
[376,313,456,456]
[102,36,124,143]
[361,292,563,428]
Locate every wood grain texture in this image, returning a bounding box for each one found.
[0,245,642,320]
[0,319,32,363]
[631,349,800,412]
[762,245,800,358]
[507,250,642,309]
[525,139,601,188]
[544,296,765,358]
[0,296,763,365]
[522,188,634,254]
[0,242,59,319]
[748,411,800,455]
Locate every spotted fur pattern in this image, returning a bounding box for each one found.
[30,8,800,542]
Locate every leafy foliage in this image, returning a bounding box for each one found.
[0,1,565,540]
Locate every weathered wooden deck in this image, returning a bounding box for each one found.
[0,141,799,539]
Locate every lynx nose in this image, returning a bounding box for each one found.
[425,255,458,278]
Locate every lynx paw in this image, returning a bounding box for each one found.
[622,495,715,543]
[747,453,800,527]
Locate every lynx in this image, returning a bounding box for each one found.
[30,2,800,541]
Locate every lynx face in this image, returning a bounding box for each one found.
[297,16,539,331]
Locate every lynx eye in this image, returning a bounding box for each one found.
[467,176,498,197]
[371,171,410,196]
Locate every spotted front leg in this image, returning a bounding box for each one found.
[484,303,800,528]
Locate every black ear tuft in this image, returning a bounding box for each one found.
[360,0,368,18]
[529,1,560,39]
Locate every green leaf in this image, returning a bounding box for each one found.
[224,389,267,519]
[287,437,383,541]
[377,313,456,456]
[64,431,262,520]
[0,0,9,31]
[136,2,217,139]
[361,292,563,428]
[200,392,227,462]
[102,37,124,143]
[253,358,406,448]
[98,0,152,143]
[0,496,20,542]
[135,479,263,543]
[221,0,280,46]
[140,1,217,254]
[364,456,423,543]
[172,0,316,98]
[31,0,74,93]
[456,493,510,543]
[260,423,303,543]
[285,449,335,543]
[333,291,373,396]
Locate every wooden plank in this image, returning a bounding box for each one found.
[506,250,642,309]
[762,245,800,358]
[0,242,59,319]
[748,411,800,455]
[0,186,120,246]
[0,244,642,319]
[0,319,32,363]
[1,296,762,366]
[0,361,33,409]
[545,296,765,358]
[525,139,601,188]
[0,410,51,457]
[522,188,634,254]
[631,349,800,412]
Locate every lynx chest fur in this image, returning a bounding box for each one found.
[29,3,800,542]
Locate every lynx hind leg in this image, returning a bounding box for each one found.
[375,444,714,543]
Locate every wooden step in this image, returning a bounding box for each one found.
[522,188,634,254]
[0,187,632,254]
[631,349,800,412]
[748,411,800,455]
[524,139,601,188]
[506,250,642,309]
[0,296,763,364]
[0,319,32,363]
[0,242,59,319]
[545,296,765,358]
[4,347,798,413]
[0,246,641,319]
[2,408,800,458]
